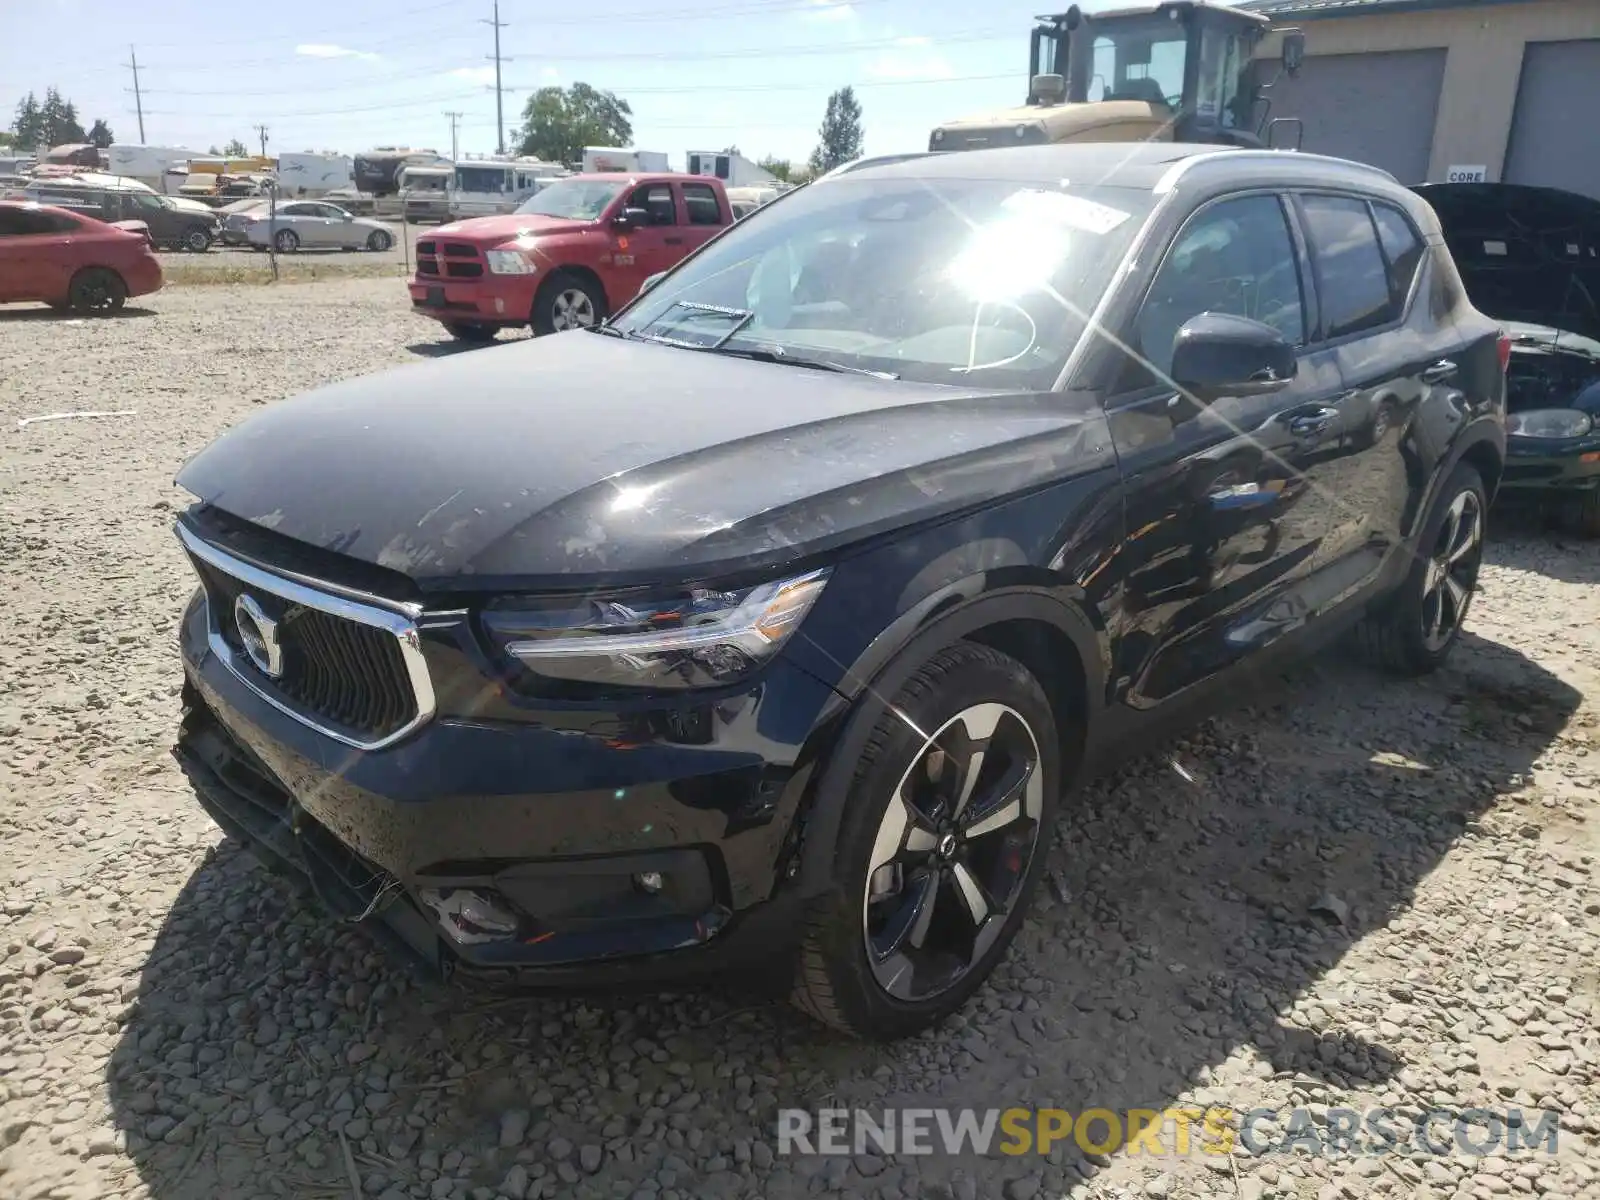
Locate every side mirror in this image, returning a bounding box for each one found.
[639,270,668,294]
[1170,312,1296,403]
[342,213,354,221]
[1282,32,1306,76]
[613,206,650,230]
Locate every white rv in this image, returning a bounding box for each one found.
[276,153,354,198]
[581,147,670,175]
[685,150,779,189]
[107,144,195,194]
[448,157,568,218]
[400,163,454,222]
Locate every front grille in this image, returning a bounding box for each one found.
[417,241,481,280]
[180,528,432,748]
[445,261,483,278]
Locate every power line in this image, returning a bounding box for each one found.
[125,46,146,142]
[483,0,510,155]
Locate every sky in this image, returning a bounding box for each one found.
[0,0,1233,168]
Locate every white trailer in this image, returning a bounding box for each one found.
[685,150,779,188]
[107,144,195,193]
[581,147,670,174]
[449,157,568,218]
[276,152,354,198]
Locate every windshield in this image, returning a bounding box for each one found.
[610,174,1152,389]
[516,178,627,221]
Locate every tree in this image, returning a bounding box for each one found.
[722,144,741,156]
[87,119,114,149]
[515,83,633,165]
[0,131,13,149]
[10,89,88,147]
[756,155,793,183]
[223,138,251,157]
[808,86,863,174]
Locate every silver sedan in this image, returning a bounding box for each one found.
[241,201,396,252]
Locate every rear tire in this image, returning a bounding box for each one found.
[367,229,393,252]
[531,271,604,336]
[274,229,300,253]
[443,322,498,344]
[67,268,127,316]
[182,226,212,253]
[1353,462,1486,675]
[789,642,1060,1041]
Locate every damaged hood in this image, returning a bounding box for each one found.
[1415,182,1600,343]
[175,332,1103,591]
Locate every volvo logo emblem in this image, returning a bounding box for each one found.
[234,593,284,679]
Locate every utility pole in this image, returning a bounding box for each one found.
[255,124,270,156]
[443,110,463,162]
[125,45,146,142]
[481,0,509,155]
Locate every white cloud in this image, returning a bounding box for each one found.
[868,47,954,80]
[296,43,379,61]
[447,65,499,84]
[541,66,560,82]
[802,0,856,23]
[894,35,932,47]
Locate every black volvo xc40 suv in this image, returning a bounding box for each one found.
[173,143,1507,1040]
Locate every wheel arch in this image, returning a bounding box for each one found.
[788,582,1105,899]
[542,264,611,317]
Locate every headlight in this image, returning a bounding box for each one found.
[482,568,829,690]
[485,248,535,275]
[1507,409,1594,439]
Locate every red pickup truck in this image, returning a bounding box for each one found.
[408,172,734,343]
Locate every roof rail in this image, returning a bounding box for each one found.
[815,152,937,181]
[1152,146,1398,194]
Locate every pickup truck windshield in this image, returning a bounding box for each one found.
[611,175,1153,390]
[516,179,628,221]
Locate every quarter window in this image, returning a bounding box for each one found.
[1301,195,1395,339]
[682,182,721,226]
[1371,202,1424,310]
[1128,193,1305,386]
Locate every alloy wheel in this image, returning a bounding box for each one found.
[550,288,596,331]
[862,702,1044,1002]
[1420,489,1483,651]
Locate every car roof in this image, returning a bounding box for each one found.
[824,143,1403,193]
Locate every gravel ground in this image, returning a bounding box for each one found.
[1,279,1598,1200]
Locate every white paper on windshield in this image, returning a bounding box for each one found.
[1000,188,1132,236]
[1483,240,1508,256]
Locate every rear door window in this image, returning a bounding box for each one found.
[682,182,722,226]
[1300,195,1396,339]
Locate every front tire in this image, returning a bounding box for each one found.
[531,271,604,336]
[1558,489,1600,539]
[67,268,127,315]
[182,226,212,252]
[274,228,300,253]
[367,229,393,252]
[790,643,1060,1041]
[1354,461,1486,674]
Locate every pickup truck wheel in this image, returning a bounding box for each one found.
[443,322,498,344]
[183,226,212,252]
[67,268,127,316]
[532,271,604,336]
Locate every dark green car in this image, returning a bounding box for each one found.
[1418,182,1600,536]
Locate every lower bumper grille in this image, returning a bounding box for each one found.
[178,524,435,749]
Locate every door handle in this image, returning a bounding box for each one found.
[1420,359,1458,384]
[1284,406,1338,438]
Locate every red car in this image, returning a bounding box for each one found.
[0,200,164,315]
[408,173,733,342]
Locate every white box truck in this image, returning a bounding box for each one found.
[581,147,670,174]
[685,150,779,188]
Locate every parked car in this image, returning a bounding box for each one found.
[20,177,219,251]
[240,201,396,252]
[1415,181,1600,536]
[0,200,162,313]
[216,198,270,246]
[172,143,1506,1041]
[407,172,733,342]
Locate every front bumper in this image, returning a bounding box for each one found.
[174,575,834,986]
[1499,432,1600,493]
[407,277,536,326]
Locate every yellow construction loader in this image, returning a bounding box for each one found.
[929,0,1305,153]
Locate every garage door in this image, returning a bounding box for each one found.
[1255,49,1446,183]
[1504,40,1600,202]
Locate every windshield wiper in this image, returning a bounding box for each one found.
[715,345,900,380]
